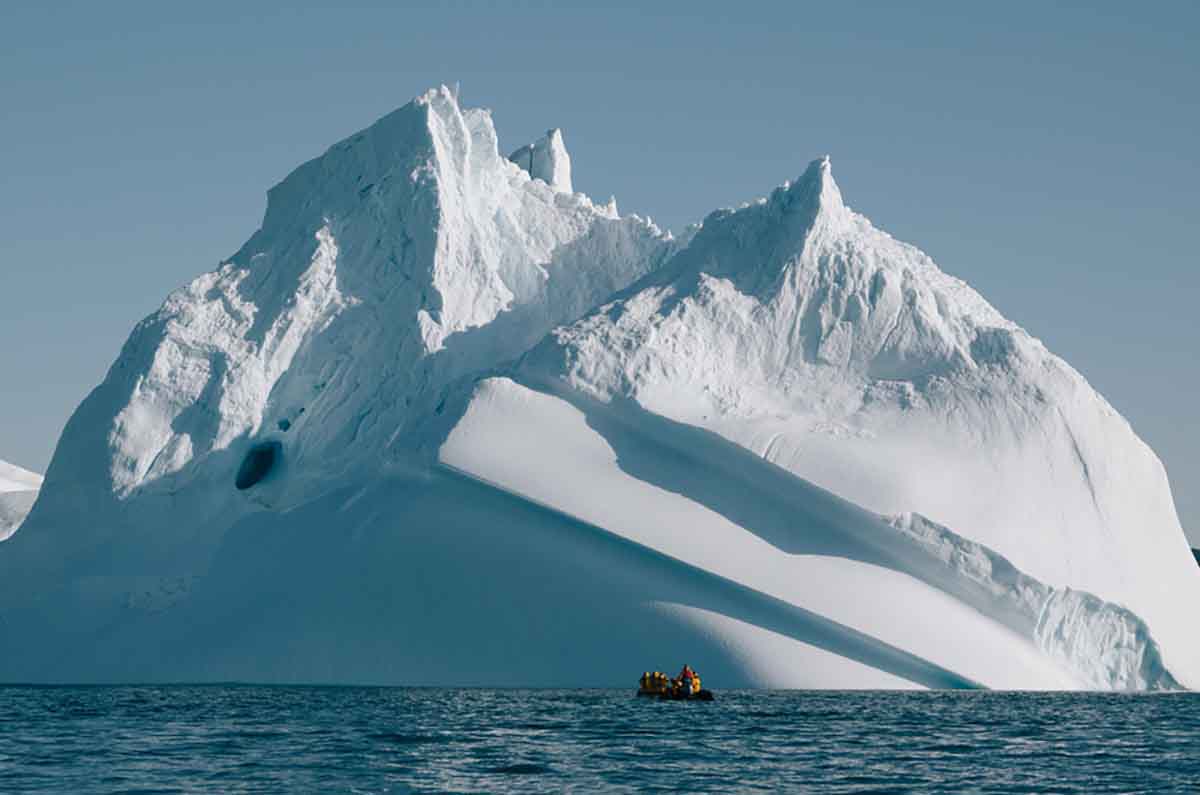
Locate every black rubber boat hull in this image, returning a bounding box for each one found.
[637,689,714,701]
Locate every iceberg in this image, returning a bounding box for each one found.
[2,88,1194,689]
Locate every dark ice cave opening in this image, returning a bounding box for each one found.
[235,441,281,490]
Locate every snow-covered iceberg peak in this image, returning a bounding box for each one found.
[630,155,856,302]
[784,155,845,218]
[509,128,573,194]
[16,85,673,559]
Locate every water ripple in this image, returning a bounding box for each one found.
[0,687,1196,793]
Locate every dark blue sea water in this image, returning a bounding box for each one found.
[1,687,1196,793]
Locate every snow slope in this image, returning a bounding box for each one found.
[440,378,1172,690]
[1,89,1194,689]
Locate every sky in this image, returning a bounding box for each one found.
[1,1,1197,538]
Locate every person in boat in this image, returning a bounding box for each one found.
[641,671,665,694]
[677,664,701,695]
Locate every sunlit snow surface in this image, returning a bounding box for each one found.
[2,88,1196,689]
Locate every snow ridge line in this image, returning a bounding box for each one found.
[887,512,1179,690]
[438,461,983,690]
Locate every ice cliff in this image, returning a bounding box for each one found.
[2,88,1195,690]
[509,128,572,194]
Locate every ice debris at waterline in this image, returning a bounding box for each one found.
[2,86,1196,690]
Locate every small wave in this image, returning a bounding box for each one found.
[368,732,452,745]
[489,762,553,775]
[512,721,571,731]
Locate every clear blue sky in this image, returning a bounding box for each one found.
[2,1,1197,539]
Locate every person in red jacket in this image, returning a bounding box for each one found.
[678,664,694,690]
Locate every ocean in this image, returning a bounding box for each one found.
[2,686,1196,793]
